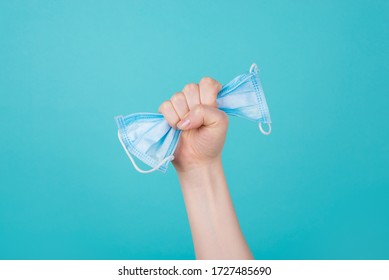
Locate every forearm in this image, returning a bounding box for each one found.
[177,158,253,260]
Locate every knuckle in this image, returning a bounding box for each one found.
[200,76,220,88]
[200,76,213,84]
[184,83,198,92]
[158,101,170,113]
[171,91,185,103]
[200,77,222,92]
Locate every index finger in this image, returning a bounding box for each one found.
[199,77,222,107]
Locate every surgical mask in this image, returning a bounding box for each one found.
[115,63,272,173]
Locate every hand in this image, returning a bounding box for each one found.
[160,77,253,259]
[158,77,228,172]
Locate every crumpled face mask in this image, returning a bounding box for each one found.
[115,63,272,173]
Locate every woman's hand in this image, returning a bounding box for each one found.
[158,77,228,172]
[159,76,253,259]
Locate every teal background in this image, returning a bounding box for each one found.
[0,0,388,259]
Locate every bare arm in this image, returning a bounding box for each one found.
[178,160,253,259]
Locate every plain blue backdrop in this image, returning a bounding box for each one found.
[0,0,388,259]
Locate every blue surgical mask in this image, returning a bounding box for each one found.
[115,63,272,173]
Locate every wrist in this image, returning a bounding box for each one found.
[176,156,221,176]
[174,156,222,175]
[176,157,225,192]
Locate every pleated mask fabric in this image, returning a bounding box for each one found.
[115,63,272,173]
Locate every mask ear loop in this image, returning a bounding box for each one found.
[117,131,174,173]
[250,63,259,74]
[251,64,271,135]
[259,123,272,135]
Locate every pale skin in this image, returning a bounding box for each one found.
[159,77,254,260]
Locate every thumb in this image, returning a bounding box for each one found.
[177,104,227,130]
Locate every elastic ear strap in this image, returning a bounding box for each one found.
[250,63,259,74]
[117,131,174,173]
[258,123,272,135]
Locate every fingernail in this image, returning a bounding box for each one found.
[177,119,190,130]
